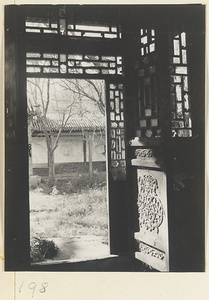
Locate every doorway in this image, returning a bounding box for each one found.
[27,78,110,264]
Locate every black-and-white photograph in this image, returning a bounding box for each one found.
[5,4,205,272]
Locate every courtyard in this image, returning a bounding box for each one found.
[29,172,109,263]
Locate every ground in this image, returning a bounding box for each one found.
[29,185,109,263]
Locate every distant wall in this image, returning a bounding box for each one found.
[33,161,106,176]
[31,132,106,167]
[31,137,48,166]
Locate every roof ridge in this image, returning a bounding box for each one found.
[31,116,105,133]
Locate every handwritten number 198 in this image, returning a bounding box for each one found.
[28,282,37,298]
[39,282,48,293]
[19,281,49,297]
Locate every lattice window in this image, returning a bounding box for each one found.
[140,29,155,57]
[67,24,120,39]
[137,29,160,138]
[25,17,58,35]
[25,7,121,39]
[26,53,123,76]
[108,83,126,180]
[169,32,192,137]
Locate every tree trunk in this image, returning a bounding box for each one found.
[88,133,93,175]
[48,150,55,186]
[83,136,87,171]
[47,134,55,186]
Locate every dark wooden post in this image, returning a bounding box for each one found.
[28,123,33,176]
[5,5,30,270]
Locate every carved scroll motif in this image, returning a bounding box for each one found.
[139,242,165,260]
[135,148,155,159]
[135,148,160,160]
[137,174,164,233]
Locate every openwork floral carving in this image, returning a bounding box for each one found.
[137,174,164,233]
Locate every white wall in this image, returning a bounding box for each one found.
[31,132,106,167]
[87,133,106,162]
[54,135,84,163]
[31,137,48,166]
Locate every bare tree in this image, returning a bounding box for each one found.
[56,79,106,175]
[27,78,105,183]
[27,78,81,184]
[58,79,105,116]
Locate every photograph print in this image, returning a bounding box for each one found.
[5,4,205,272]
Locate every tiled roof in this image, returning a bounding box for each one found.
[31,117,105,133]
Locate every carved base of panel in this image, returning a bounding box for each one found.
[135,251,168,272]
[135,239,169,271]
[135,241,169,272]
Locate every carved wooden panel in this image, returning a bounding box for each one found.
[134,169,169,271]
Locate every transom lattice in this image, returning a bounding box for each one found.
[25,6,121,39]
[26,53,123,76]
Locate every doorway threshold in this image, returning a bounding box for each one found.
[31,235,113,266]
[31,254,118,266]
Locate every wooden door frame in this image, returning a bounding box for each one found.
[5,5,129,271]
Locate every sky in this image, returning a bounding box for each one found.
[27,78,106,121]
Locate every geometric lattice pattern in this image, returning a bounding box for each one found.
[140,29,155,57]
[137,29,161,138]
[67,24,121,39]
[137,64,161,138]
[26,17,121,39]
[26,53,123,76]
[169,32,192,137]
[25,7,121,39]
[108,83,126,172]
